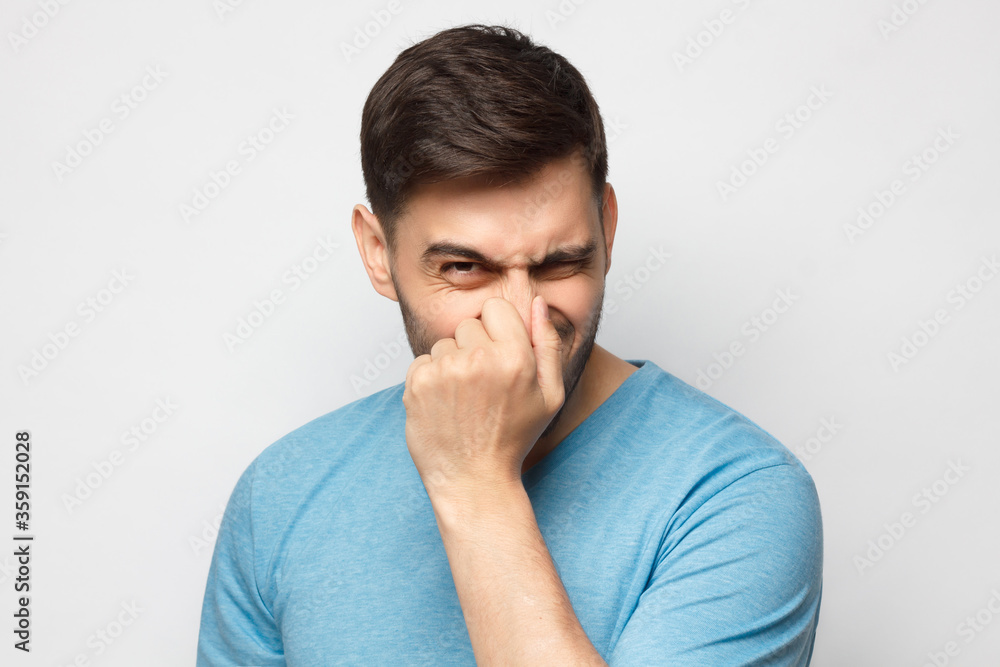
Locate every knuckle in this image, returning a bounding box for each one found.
[505,346,531,372]
[467,346,487,365]
[410,365,433,392]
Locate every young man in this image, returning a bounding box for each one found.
[197,24,823,666]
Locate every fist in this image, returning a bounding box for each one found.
[402,295,565,495]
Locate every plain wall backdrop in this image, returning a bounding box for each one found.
[2,0,998,664]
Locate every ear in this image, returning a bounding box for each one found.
[351,204,398,302]
[600,182,619,276]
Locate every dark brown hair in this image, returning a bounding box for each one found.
[359,23,608,254]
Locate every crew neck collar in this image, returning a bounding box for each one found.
[522,358,657,488]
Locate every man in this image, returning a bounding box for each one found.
[197,23,823,666]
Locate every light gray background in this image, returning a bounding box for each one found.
[2,0,998,665]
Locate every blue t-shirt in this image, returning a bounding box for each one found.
[197,359,823,665]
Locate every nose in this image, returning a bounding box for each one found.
[496,268,536,336]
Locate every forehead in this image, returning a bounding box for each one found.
[396,153,599,261]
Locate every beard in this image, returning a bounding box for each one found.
[392,273,604,440]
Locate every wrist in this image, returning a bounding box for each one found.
[427,474,528,533]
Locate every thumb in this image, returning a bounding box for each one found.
[531,295,564,410]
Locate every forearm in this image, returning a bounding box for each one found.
[429,480,607,666]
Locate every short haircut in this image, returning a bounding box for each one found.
[359,23,609,255]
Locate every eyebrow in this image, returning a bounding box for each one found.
[420,239,599,271]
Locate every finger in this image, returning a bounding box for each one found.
[429,336,457,360]
[453,317,491,349]
[405,354,432,387]
[479,296,531,348]
[531,295,565,410]
[403,354,432,408]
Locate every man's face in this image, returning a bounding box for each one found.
[384,152,612,438]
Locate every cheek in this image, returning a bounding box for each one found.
[542,282,602,343]
[407,285,460,323]
[544,279,600,319]
[417,289,484,335]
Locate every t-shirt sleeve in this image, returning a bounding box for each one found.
[609,462,824,666]
[197,460,285,666]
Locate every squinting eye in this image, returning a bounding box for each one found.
[442,262,479,275]
[556,261,583,270]
[542,261,587,276]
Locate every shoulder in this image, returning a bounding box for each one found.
[215,382,407,570]
[620,359,820,527]
[248,381,405,480]
[626,359,802,468]
[221,382,406,528]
